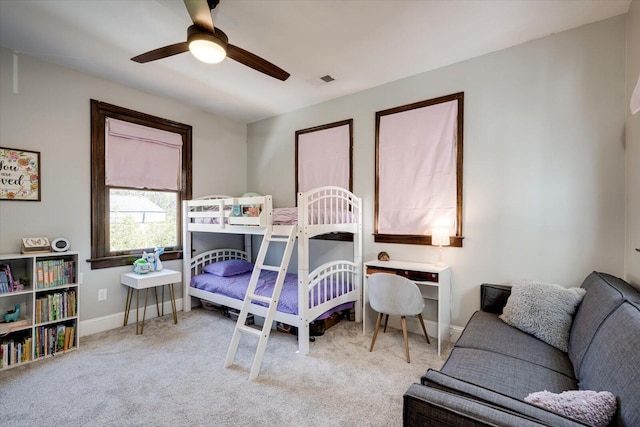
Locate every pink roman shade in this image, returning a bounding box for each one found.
[106,118,183,191]
[378,100,458,235]
[297,123,350,192]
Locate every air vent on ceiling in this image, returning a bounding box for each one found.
[320,75,335,83]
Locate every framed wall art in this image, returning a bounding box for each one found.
[0,147,41,201]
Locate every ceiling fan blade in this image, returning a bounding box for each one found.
[131,42,190,63]
[227,44,290,81]
[183,0,215,33]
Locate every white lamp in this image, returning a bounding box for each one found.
[432,226,450,267]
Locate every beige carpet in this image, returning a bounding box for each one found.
[0,309,449,426]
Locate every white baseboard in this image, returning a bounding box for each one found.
[449,324,464,343]
[79,298,183,337]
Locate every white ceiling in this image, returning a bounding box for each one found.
[0,0,631,124]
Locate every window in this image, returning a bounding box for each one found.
[89,100,192,269]
[375,93,463,247]
[295,119,353,241]
[295,119,353,196]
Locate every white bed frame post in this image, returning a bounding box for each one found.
[297,191,311,355]
[182,200,192,312]
[244,235,252,262]
[355,196,363,322]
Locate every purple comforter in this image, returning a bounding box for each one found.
[190,270,353,319]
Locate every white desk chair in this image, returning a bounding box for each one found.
[368,273,430,363]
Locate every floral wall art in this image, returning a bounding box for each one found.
[0,147,41,201]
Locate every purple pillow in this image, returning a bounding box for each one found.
[203,259,253,277]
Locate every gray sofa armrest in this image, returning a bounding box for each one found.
[420,370,589,427]
[404,384,557,427]
[480,284,512,314]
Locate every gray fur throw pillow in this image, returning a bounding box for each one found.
[525,390,616,427]
[499,281,586,351]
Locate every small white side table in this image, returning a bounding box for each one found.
[121,269,181,334]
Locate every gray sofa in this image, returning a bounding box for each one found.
[403,272,640,426]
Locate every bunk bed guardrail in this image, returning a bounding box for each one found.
[185,194,272,228]
[185,186,359,231]
[190,248,249,276]
[306,260,359,319]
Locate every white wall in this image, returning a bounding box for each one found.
[626,0,640,286]
[247,16,627,328]
[0,47,247,331]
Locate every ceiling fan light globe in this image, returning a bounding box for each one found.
[189,39,226,64]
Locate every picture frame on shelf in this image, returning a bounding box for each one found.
[0,146,41,201]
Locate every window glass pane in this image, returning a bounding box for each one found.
[109,188,178,252]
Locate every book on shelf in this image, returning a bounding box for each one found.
[35,259,77,288]
[57,324,65,351]
[34,290,77,323]
[35,324,75,357]
[0,335,32,368]
[1,264,15,293]
[0,272,8,294]
[66,326,75,350]
[63,326,71,350]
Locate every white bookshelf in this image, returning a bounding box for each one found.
[0,251,79,370]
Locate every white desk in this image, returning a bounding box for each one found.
[121,269,181,334]
[364,260,451,357]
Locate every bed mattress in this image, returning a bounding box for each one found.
[190,270,353,319]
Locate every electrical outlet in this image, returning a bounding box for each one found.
[98,288,107,301]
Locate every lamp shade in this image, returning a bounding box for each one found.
[432,227,450,247]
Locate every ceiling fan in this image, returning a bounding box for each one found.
[131,0,290,81]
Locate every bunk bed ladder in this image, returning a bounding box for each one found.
[224,225,297,380]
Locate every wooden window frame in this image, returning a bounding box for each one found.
[374,92,464,247]
[295,118,353,197]
[89,100,192,269]
[295,119,354,242]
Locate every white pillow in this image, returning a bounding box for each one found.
[499,281,586,351]
[525,390,616,427]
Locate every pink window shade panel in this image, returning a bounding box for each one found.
[298,124,350,193]
[378,100,458,235]
[106,118,183,191]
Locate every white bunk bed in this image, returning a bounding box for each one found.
[182,186,362,357]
